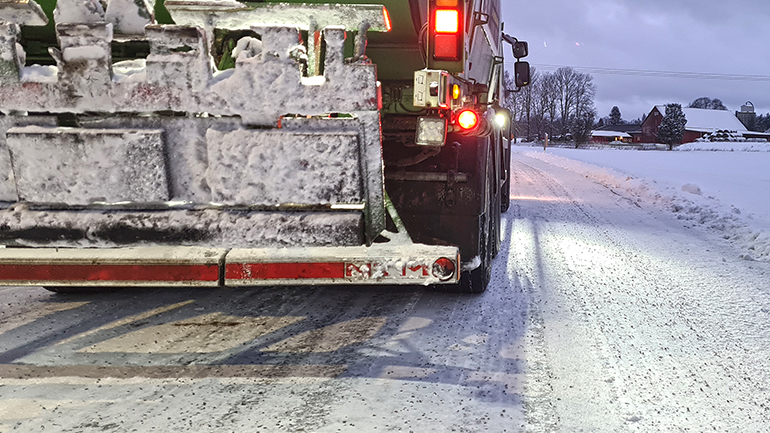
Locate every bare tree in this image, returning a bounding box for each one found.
[540,73,559,137]
[503,70,530,140]
[502,67,597,144]
[688,97,727,110]
[572,71,596,119]
[554,67,577,135]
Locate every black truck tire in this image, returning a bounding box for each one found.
[458,158,494,293]
[501,143,512,213]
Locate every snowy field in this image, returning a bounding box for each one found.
[514,142,770,261]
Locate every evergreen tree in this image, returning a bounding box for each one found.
[658,103,687,150]
[570,109,596,147]
[755,113,770,133]
[608,106,623,125]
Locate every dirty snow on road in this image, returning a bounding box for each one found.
[1,147,769,432]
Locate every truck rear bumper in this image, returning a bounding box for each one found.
[0,244,460,288]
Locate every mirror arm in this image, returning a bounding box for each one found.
[502,33,518,46]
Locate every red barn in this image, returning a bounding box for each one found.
[641,105,752,144]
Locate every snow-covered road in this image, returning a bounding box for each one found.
[506,150,770,431]
[1,149,769,432]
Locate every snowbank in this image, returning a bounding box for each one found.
[676,141,770,152]
[517,148,770,262]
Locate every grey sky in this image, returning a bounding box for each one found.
[502,0,770,122]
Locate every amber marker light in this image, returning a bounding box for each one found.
[452,84,461,100]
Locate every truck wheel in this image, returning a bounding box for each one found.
[501,144,512,213]
[491,166,502,259]
[458,163,493,293]
[459,213,491,293]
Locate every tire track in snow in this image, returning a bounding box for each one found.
[509,157,636,431]
[511,151,770,431]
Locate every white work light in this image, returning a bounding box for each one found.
[494,113,507,128]
[416,117,448,146]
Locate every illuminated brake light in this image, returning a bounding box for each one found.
[383,7,392,32]
[457,109,479,131]
[431,2,462,61]
[435,9,460,33]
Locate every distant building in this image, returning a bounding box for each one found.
[591,124,642,144]
[736,101,756,130]
[591,130,631,143]
[641,105,770,144]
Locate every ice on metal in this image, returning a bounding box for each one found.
[105,0,153,36]
[53,0,105,24]
[0,3,386,247]
[145,24,212,91]
[0,207,365,248]
[0,0,48,26]
[206,128,364,206]
[7,126,169,204]
[164,1,391,33]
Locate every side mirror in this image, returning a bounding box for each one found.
[514,61,530,88]
[513,41,528,59]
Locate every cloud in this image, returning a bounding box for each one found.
[503,0,770,116]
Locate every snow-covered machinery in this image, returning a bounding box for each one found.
[0,0,528,292]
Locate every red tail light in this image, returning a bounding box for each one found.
[383,7,392,32]
[456,109,479,131]
[435,9,459,33]
[430,0,463,61]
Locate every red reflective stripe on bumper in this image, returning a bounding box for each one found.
[225,263,345,280]
[0,264,220,282]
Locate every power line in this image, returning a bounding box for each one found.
[507,63,770,82]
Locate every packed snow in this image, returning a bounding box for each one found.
[19,65,58,83]
[678,140,770,152]
[516,142,770,261]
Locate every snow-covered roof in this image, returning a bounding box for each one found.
[682,108,747,132]
[652,105,747,133]
[591,130,631,138]
[596,124,641,133]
